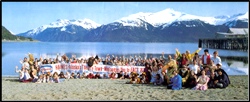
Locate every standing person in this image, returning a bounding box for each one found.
[211,51,222,70]
[167,70,182,90]
[201,49,212,70]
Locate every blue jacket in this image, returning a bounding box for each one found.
[170,74,182,90]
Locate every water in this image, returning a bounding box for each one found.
[2,42,248,76]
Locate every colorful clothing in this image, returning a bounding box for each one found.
[194,75,210,90]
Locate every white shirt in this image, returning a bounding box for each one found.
[20,61,30,70]
[211,56,222,66]
[188,64,199,75]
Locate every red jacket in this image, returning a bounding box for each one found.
[202,54,211,65]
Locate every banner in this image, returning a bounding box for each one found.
[39,63,145,75]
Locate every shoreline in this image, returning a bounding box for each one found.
[2,75,249,101]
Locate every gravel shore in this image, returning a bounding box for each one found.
[2,75,248,101]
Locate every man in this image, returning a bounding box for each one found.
[201,49,212,69]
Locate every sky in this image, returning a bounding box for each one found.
[2,2,249,34]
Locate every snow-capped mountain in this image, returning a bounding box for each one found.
[115,8,248,28]
[16,8,248,42]
[25,19,101,36]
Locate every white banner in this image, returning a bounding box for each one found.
[39,63,145,74]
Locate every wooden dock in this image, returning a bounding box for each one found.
[198,38,248,52]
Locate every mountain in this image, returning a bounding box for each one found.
[16,8,248,42]
[2,26,34,41]
[18,19,101,42]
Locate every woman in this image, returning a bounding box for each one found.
[149,66,158,84]
[52,72,60,83]
[193,70,210,90]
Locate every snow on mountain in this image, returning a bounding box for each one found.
[115,8,248,28]
[26,19,101,36]
[236,12,248,20]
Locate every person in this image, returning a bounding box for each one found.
[178,65,190,87]
[185,70,197,89]
[95,72,102,79]
[188,60,200,75]
[20,57,30,71]
[176,48,202,61]
[140,72,148,84]
[154,74,163,85]
[193,70,210,90]
[52,72,60,83]
[214,69,230,88]
[203,65,211,77]
[201,49,212,69]
[87,72,95,79]
[58,71,66,79]
[126,72,140,84]
[80,72,87,79]
[35,74,44,83]
[123,72,130,79]
[208,71,217,88]
[102,73,109,79]
[117,71,124,79]
[70,72,75,79]
[149,66,158,84]
[211,51,222,70]
[65,71,71,79]
[167,70,182,90]
[143,63,152,83]
[214,63,230,84]
[109,72,116,79]
[75,72,81,79]
[177,53,189,69]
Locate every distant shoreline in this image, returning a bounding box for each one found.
[2,40,40,42]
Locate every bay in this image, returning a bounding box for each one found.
[2,42,248,76]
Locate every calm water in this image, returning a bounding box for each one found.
[2,42,248,76]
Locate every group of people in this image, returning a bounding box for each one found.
[15,48,230,90]
[125,48,230,91]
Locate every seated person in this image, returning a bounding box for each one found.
[117,71,124,79]
[185,70,197,89]
[193,70,210,90]
[178,65,190,87]
[58,71,66,79]
[95,72,102,79]
[214,69,230,88]
[123,72,130,79]
[87,72,95,79]
[154,74,163,85]
[208,71,217,88]
[167,70,182,90]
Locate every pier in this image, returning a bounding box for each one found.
[199,38,248,52]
